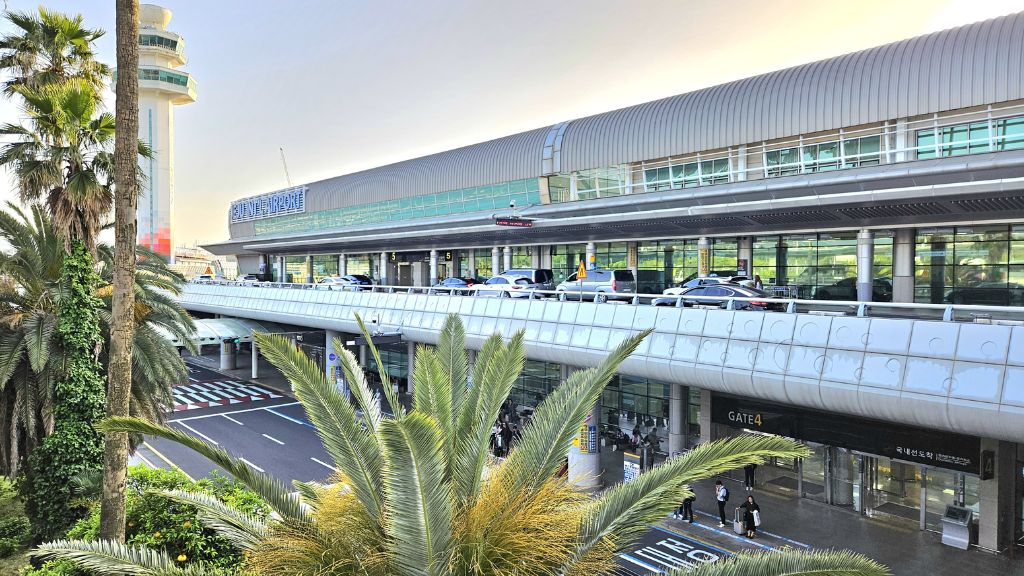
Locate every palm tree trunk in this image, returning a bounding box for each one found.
[100,0,139,541]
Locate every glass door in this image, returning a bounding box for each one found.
[802,443,827,502]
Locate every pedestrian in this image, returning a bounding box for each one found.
[714,480,729,527]
[500,422,513,457]
[673,494,696,523]
[754,274,764,290]
[630,428,642,451]
[743,463,757,490]
[740,495,760,538]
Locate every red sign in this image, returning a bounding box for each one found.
[495,217,534,228]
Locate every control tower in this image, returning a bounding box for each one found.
[136,4,196,260]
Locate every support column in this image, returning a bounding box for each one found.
[697,237,711,278]
[627,242,639,282]
[491,247,500,276]
[338,254,347,276]
[668,384,688,456]
[429,250,438,285]
[737,237,753,277]
[856,229,874,302]
[919,471,928,531]
[503,246,512,271]
[359,344,368,368]
[325,329,340,388]
[892,228,915,303]
[468,250,477,278]
[531,247,541,268]
[585,242,596,270]
[219,341,236,370]
[305,255,314,284]
[735,144,748,181]
[699,389,712,445]
[250,338,259,379]
[978,439,1015,551]
[564,364,601,490]
[277,255,286,283]
[407,340,416,396]
[379,252,388,285]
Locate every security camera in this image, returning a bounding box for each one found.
[509,200,516,208]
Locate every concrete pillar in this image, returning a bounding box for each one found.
[304,255,313,284]
[219,341,236,370]
[627,242,639,281]
[250,338,259,379]
[892,228,915,303]
[379,252,388,285]
[737,237,753,276]
[468,250,477,278]
[359,344,368,368]
[277,255,286,283]
[699,389,712,445]
[338,254,347,276]
[735,144,747,181]
[502,246,512,271]
[697,237,711,278]
[919,471,928,531]
[856,229,874,302]
[564,364,601,490]
[325,329,340,386]
[668,384,688,456]
[531,247,541,268]
[585,242,596,270]
[407,340,416,396]
[429,250,438,284]
[491,246,500,276]
[978,439,1015,551]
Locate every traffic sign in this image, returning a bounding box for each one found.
[328,353,337,361]
[577,261,587,279]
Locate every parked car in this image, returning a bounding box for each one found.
[555,269,637,302]
[500,268,555,291]
[473,275,534,298]
[191,274,217,282]
[663,275,749,295]
[944,282,1024,306]
[813,277,893,302]
[652,284,784,310]
[318,274,374,290]
[432,276,478,295]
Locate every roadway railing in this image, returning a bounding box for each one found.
[188,279,1024,324]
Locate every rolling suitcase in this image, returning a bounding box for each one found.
[733,507,744,535]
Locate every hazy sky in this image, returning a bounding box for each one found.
[0,0,1020,246]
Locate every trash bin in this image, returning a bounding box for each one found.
[940,505,973,550]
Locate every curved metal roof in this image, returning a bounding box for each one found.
[229,11,1024,240]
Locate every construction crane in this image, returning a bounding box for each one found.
[279,146,293,187]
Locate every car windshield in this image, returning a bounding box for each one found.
[486,277,507,285]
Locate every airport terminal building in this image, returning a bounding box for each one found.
[198,13,1024,553]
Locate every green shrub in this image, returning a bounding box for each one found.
[19,559,82,576]
[65,465,267,572]
[0,477,30,558]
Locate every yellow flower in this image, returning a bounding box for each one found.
[177,554,187,562]
[183,521,191,529]
[154,531,161,538]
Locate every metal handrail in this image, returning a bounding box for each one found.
[186,279,1024,323]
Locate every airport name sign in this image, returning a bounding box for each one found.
[230,186,307,223]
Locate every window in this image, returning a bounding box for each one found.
[139,34,178,50]
[643,167,672,192]
[842,135,881,167]
[917,119,999,159]
[802,141,840,172]
[996,117,1024,150]
[915,225,1024,306]
[764,147,800,177]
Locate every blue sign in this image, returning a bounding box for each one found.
[328,353,337,361]
[230,186,306,223]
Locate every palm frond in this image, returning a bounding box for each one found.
[31,538,211,575]
[355,314,405,420]
[159,489,268,552]
[666,549,892,576]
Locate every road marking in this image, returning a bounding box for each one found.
[222,414,244,425]
[188,377,198,382]
[618,553,661,573]
[262,433,285,445]
[694,510,810,549]
[688,515,775,552]
[177,421,219,445]
[142,441,194,481]
[267,407,316,429]
[134,449,156,468]
[311,457,336,471]
[239,457,265,473]
[169,401,300,422]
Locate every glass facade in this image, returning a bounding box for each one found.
[138,67,189,87]
[550,244,587,284]
[765,135,880,176]
[254,178,541,236]
[644,156,729,192]
[510,246,532,269]
[753,233,893,300]
[139,34,179,50]
[635,239,738,293]
[312,255,338,282]
[915,225,1024,306]
[284,256,307,283]
[509,360,561,410]
[917,115,1024,158]
[473,248,493,279]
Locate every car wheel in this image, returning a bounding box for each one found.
[595,293,608,303]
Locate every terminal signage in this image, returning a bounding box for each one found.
[711,395,981,474]
[230,186,306,223]
[495,217,534,228]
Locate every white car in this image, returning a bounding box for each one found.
[472,275,534,298]
[662,275,749,295]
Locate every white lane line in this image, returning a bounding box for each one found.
[310,457,336,471]
[134,450,156,468]
[262,433,285,445]
[239,457,265,473]
[222,414,244,425]
[142,441,194,481]
[169,401,300,423]
[188,377,199,382]
[177,421,219,445]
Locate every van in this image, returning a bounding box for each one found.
[500,268,555,291]
[555,269,637,301]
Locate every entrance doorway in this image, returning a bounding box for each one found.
[1016,459,1024,548]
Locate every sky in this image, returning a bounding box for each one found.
[0,0,1021,247]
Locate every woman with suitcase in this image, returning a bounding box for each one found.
[739,495,761,538]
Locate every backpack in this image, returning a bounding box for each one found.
[722,487,729,502]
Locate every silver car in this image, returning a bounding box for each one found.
[555,269,637,302]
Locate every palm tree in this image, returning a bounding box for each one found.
[0,7,110,97]
[0,202,195,478]
[32,316,889,576]
[102,0,142,541]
